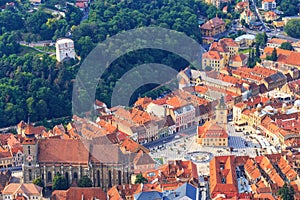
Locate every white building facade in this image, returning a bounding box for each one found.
[55,38,75,62]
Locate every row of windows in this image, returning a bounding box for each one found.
[205,138,226,141]
[4,195,39,199]
[203,143,226,146]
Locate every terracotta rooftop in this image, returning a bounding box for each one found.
[143,160,198,187]
[198,121,228,139]
[51,187,107,200]
[236,1,249,8]
[210,156,238,199]
[120,138,149,154]
[134,97,152,109]
[2,183,42,196]
[265,11,278,18]
[38,139,89,164]
[203,51,223,60]
[244,158,261,180]
[200,17,225,30]
[230,54,247,63]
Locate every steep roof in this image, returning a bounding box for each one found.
[200,17,225,30]
[198,121,228,139]
[51,187,107,200]
[203,51,223,60]
[38,139,89,164]
[2,183,42,196]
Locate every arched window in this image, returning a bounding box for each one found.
[65,172,69,185]
[29,169,32,181]
[28,146,31,155]
[96,170,100,187]
[47,171,52,183]
[108,170,112,188]
[118,170,122,185]
[73,172,78,180]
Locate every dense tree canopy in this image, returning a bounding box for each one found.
[277,0,299,16]
[78,175,93,187]
[134,173,147,184]
[280,42,294,50]
[33,177,44,188]
[278,183,295,200]
[0,53,76,127]
[284,19,300,39]
[52,175,69,190]
[255,32,268,47]
[0,0,232,127]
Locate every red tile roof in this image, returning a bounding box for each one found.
[38,139,89,164]
[210,156,239,199]
[2,183,42,196]
[52,187,107,200]
[203,51,223,60]
[198,121,228,139]
[201,17,225,30]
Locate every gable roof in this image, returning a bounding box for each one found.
[38,139,89,164]
[2,183,42,196]
[51,187,107,200]
[203,51,223,60]
[200,17,225,30]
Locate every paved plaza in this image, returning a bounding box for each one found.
[150,122,276,175]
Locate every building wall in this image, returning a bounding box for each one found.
[201,137,228,146]
[22,141,132,191]
[174,106,195,132]
[13,151,23,167]
[202,57,225,71]
[55,39,75,62]
[262,1,276,10]
[201,24,225,37]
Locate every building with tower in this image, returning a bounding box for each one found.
[197,96,228,146]
[55,38,75,62]
[215,95,228,130]
[197,121,228,146]
[22,133,140,191]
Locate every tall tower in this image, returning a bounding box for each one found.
[56,38,75,62]
[22,129,39,183]
[215,95,227,129]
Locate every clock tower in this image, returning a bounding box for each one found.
[22,129,40,183]
[215,95,228,130]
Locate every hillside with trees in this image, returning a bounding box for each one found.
[0,0,230,128]
[284,19,300,39]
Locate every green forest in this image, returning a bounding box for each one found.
[0,0,230,128]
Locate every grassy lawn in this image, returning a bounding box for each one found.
[17,45,40,56]
[239,48,250,54]
[35,45,56,52]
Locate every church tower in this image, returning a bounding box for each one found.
[215,95,228,130]
[22,126,40,183]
